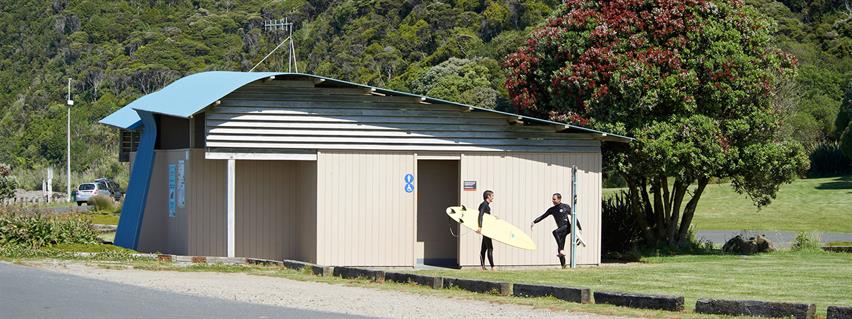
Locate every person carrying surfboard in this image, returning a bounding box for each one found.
[530,193,583,269]
[476,190,495,271]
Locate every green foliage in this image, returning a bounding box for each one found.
[410,57,502,109]
[0,206,99,249]
[506,0,810,246]
[601,191,642,259]
[839,91,852,160]
[0,163,15,200]
[841,125,852,160]
[807,142,852,177]
[87,194,115,213]
[791,231,821,251]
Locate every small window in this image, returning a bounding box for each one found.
[78,184,96,191]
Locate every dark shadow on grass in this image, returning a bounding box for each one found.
[815,175,852,191]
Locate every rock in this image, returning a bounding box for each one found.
[723,234,775,255]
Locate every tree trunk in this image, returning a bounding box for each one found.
[627,178,655,244]
[661,176,671,225]
[639,178,653,228]
[652,177,666,238]
[676,177,710,246]
[667,178,687,245]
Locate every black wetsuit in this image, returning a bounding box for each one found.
[533,203,581,267]
[478,201,494,269]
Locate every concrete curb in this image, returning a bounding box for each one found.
[695,298,815,319]
[282,259,333,277]
[384,272,443,289]
[594,291,684,311]
[443,278,512,296]
[332,266,385,283]
[513,283,591,304]
[828,306,852,319]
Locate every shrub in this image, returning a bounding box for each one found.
[0,163,15,200]
[0,206,99,249]
[87,195,115,213]
[792,232,821,251]
[602,191,643,259]
[807,142,852,177]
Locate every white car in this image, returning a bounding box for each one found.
[75,182,113,206]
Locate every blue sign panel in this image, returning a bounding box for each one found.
[168,164,176,217]
[404,173,414,193]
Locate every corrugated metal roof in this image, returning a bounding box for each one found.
[99,71,632,142]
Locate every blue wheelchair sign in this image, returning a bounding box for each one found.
[404,173,414,193]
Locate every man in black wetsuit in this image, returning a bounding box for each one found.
[476,190,495,271]
[531,193,582,269]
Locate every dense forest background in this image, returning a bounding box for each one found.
[0,0,848,189]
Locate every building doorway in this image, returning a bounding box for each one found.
[416,160,459,268]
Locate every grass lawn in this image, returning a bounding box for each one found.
[410,250,851,314]
[604,175,852,232]
[51,243,133,253]
[82,213,119,225]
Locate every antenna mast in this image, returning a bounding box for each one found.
[252,17,299,72]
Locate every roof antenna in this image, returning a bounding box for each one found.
[251,17,299,72]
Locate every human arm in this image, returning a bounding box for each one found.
[532,208,551,226]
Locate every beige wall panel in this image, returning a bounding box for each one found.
[186,150,226,256]
[137,151,168,253]
[458,152,601,267]
[296,161,318,263]
[234,160,296,260]
[316,151,415,266]
[137,149,191,255]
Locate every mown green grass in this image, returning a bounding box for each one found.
[412,250,851,314]
[82,213,119,225]
[604,176,852,232]
[52,243,132,253]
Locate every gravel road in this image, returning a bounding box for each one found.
[30,261,626,319]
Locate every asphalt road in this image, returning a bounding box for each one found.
[0,262,374,319]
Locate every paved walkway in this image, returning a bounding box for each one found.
[696,230,852,248]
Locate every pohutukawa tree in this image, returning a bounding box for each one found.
[505,0,809,246]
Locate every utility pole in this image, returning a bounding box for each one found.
[66,78,74,203]
[570,165,578,269]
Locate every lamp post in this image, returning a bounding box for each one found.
[66,78,73,202]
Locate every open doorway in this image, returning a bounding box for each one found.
[416,160,459,268]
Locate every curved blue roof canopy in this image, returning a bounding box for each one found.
[100,71,632,142]
[100,71,282,129]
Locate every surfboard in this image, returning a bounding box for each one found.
[573,229,587,247]
[446,206,537,250]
